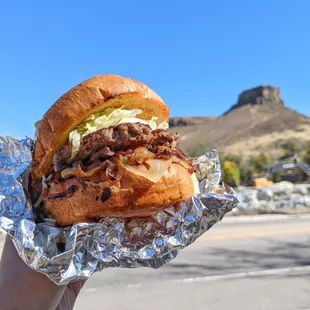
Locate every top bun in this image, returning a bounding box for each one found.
[31,74,169,182]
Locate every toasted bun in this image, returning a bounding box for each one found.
[32,74,169,182]
[44,163,194,227]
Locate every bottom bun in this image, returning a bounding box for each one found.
[44,163,194,227]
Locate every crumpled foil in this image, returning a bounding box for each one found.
[0,136,238,285]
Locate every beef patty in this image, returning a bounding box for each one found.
[53,122,181,171]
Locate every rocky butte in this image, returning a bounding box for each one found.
[169,83,310,157]
[224,85,284,114]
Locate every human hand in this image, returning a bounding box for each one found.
[0,235,85,310]
[56,280,86,310]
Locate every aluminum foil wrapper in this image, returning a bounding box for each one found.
[0,136,238,285]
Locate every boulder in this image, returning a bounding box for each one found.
[293,185,308,195]
[256,201,277,211]
[233,182,310,215]
[257,188,274,201]
[268,181,294,196]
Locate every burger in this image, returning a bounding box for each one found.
[30,74,197,227]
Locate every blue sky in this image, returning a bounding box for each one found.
[0,1,309,139]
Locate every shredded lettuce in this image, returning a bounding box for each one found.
[69,130,82,161]
[68,107,169,160]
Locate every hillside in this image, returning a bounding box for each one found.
[170,86,310,158]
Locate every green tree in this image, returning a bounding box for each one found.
[272,171,282,183]
[248,153,271,173]
[220,154,252,185]
[301,140,310,165]
[221,154,243,166]
[304,140,310,151]
[239,165,254,184]
[279,139,303,159]
[222,160,240,187]
[301,151,310,165]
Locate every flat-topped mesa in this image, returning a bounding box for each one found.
[225,85,284,114]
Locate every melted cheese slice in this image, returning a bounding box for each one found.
[191,173,200,194]
[122,158,173,183]
[123,157,200,195]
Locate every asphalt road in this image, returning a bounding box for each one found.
[74,215,310,310]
